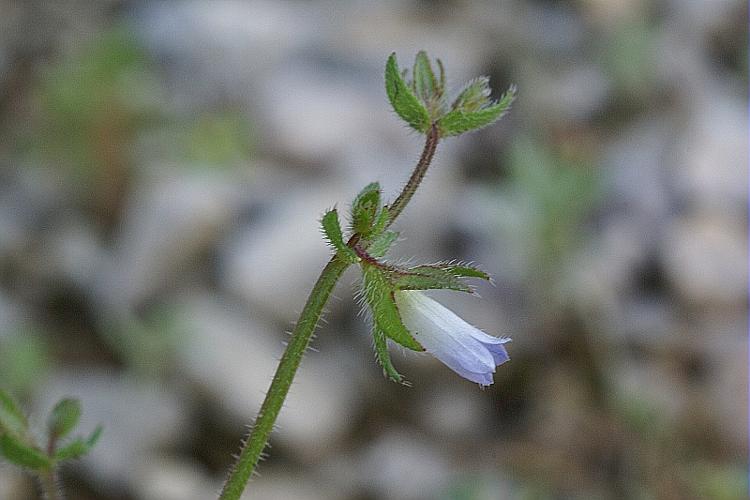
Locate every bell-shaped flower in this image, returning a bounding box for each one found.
[395,290,510,386]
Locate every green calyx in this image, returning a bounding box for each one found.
[386,51,516,137]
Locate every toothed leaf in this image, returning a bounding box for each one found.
[438,85,516,136]
[394,265,474,293]
[368,231,399,258]
[442,265,491,281]
[321,209,358,262]
[385,53,430,132]
[363,266,423,351]
[0,434,50,470]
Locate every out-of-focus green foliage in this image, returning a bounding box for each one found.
[28,26,254,186]
[102,306,185,376]
[501,135,599,278]
[47,398,82,440]
[600,20,657,99]
[687,462,749,500]
[33,28,159,177]
[0,331,49,394]
[0,389,101,475]
[179,111,254,168]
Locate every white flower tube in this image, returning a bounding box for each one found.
[395,290,510,386]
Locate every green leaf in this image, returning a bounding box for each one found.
[394,265,474,293]
[54,425,102,462]
[55,425,103,461]
[87,424,103,448]
[48,398,81,440]
[385,53,430,133]
[370,205,391,236]
[363,266,423,351]
[372,326,407,385]
[352,182,381,235]
[321,209,358,262]
[442,264,491,281]
[368,231,398,258]
[54,439,88,461]
[436,59,446,95]
[438,84,516,136]
[451,76,491,113]
[412,51,438,104]
[0,434,50,470]
[0,389,27,438]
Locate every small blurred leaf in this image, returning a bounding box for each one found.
[385,53,430,133]
[54,439,89,462]
[54,425,102,462]
[0,389,27,438]
[0,434,50,471]
[86,425,103,448]
[438,85,516,137]
[48,398,81,440]
[362,266,423,351]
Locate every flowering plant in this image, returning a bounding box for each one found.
[220,51,516,499]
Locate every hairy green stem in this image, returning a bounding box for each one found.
[219,126,440,500]
[386,123,439,225]
[219,256,349,500]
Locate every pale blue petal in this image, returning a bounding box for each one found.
[394,290,511,386]
[484,341,510,366]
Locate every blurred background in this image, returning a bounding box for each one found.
[0,1,747,499]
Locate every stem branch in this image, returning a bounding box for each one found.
[219,124,440,500]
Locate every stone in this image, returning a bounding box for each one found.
[662,215,746,306]
[219,181,351,323]
[358,430,452,500]
[132,456,218,500]
[173,295,363,461]
[95,169,242,313]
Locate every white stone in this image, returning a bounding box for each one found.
[173,295,363,460]
[662,216,746,306]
